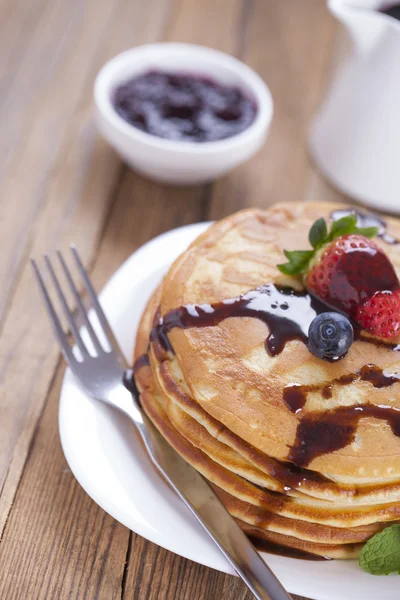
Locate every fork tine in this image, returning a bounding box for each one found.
[57,251,103,355]
[70,245,119,350]
[44,255,89,358]
[31,259,74,363]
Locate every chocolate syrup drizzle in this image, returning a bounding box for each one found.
[152,282,400,361]
[284,366,400,467]
[288,404,400,468]
[123,368,141,403]
[284,365,400,413]
[152,284,330,357]
[133,353,150,371]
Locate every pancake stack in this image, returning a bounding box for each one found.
[134,202,400,559]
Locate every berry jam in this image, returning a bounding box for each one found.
[113,71,257,142]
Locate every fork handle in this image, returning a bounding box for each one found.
[126,393,292,600]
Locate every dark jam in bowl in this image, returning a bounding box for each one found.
[113,71,257,143]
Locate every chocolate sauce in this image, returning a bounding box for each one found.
[124,354,151,404]
[123,368,141,403]
[268,458,330,488]
[289,403,400,467]
[360,364,400,387]
[380,3,400,20]
[331,208,399,245]
[283,385,307,413]
[133,353,150,371]
[321,375,360,399]
[152,284,400,364]
[322,385,333,399]
[283,365,400,415]
[153,284,330,357]
[249,535,329,561]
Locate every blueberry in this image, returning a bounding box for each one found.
[307,312,354,361]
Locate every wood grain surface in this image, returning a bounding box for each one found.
[0,1,345,598]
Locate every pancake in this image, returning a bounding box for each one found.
[135,347,371,556]
[211,487,383,544]
[158,203,400,481]
[153,344,400,504]
[138,287,400,524]
[236,521,363,560]
[133,202,400,559]
[135,302,397,558]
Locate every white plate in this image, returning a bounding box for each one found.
[59,223,399,600]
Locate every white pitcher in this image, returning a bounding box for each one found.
[309,1,400,214]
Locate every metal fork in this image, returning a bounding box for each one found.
[32,247,292,600]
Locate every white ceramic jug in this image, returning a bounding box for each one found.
[309,1,400,214]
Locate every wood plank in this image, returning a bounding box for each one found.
[0,368,130,600]
[0,0,167,321]
[208,0,339,220]
[165,0,244,51]
[0,0,170,537]
[0,178,210,600]
[123,531,308,600]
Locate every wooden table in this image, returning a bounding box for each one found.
[0,1,348,598]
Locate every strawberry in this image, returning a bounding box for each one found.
[357,290,400,338]
[306,234,399,316]
[278,213,399,322]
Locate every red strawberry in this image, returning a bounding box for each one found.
[356,290,400,338]
[306,234,398,317]
[278,213,400,323]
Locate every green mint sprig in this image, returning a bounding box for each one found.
[277,214,378,276]
[360,524,400,575]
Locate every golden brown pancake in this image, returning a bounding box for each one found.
[236,521,363,560]
[135,353,371,557]
[133,202,400,559]
[134,304,397,557]
[153,344,400,504]
[136,286,400,523]
[158,203,400,480]
[211,487,383,544]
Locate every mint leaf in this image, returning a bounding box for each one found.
[329,214,358,240]
[355,226,379,238]
[283,250,314,267]
[359,524,400,575]
[309,218,328,249]
[278,250,314,275]
[277,262,302,275]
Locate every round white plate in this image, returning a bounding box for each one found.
[60,223,398,600]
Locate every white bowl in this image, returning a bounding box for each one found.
[94,43,273,185]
